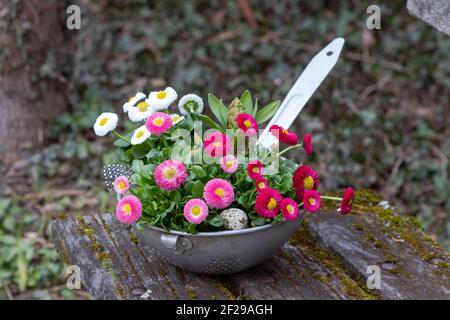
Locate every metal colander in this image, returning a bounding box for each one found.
[134,213,304,274]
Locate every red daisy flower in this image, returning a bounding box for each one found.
[340,187,354,215]
[255,188,283,218]
[303,190,321,213]
[255,177,269,192]
[303,132,313,155]
[280,198,299,221]
[292,165,320,200]
[204,131,232,158]
[270,125,298,145]
[247,160,264,180]
[236,113,258,137]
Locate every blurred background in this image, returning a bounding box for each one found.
[0,0,448,299]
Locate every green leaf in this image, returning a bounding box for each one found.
[188,224,197,234]
[190,165,206,178]
[131,160,145,175]
[252,98,259,116]
[131,144,148,159]
[208,94,229,128]
[191,113,223,131]
[251,217,266,226]
[113,139,130,148]
[192,180,204,198]
[240,90,253,114]
[255,100,281,124]
[146,149,163,159]
[207,215,224,227]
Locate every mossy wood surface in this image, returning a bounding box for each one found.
[51,202,449,300]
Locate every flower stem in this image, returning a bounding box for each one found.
[112,130,131,144]
[320,195,343,202]
[161,134,169,155]
[276,143,302,157]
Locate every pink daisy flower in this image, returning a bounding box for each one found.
[220,155,239,174]
[255,177,269,192]
[303,132,313,156]
[340,187,354,215]
[292,165,320,200]
[113,175,129,194]
[255,188,282,218]
[115,195,142,224]
[303,190,321,213]
[270,125,298,145]
[145,112,173,135]
[247,160,264,180]
[203,131,232,158]
[154,159,188,191]
[280,198,299,221]
[236,113,258,137]
[203,178,234,209]
[184,199,209,224]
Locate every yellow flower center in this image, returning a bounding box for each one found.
[243,120,252,129]
[226,161,234,168]
[258,182,266,189]
[282,129,289,135]
[163,167,176,180]
[172,115,180,123]
[191,206,201,216]
[308,197,316,205]
[122,204,132,215]
[118,181,125,190]
[252,167,259,173]
[99,117,108,126]
[137,102,149,112]
[136,130,145,138]
[267,198,277,210]
[286,204,294,213]
[128,95,135,102]
[303,176,314,190]
[215,188,225,198]
[213,141,222,148]
[157,91,167,99]
[153,118,164,127]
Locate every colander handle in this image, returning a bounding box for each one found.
[160,234,193,254]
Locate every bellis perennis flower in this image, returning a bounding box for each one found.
[128,100,156,122]
[270,125,298,145]
[154,159,188,191]
[178,94,204,115]
[148,87,177,110]
[303,132,313,155]
[184,199,209,224]
[247,160,264,180]
[145,112,173,135]
[93,112,118,136]
[280,198,299,221]
[236,113,258,137]
[220,155,239,174]
[204,132,232,158]
[255,177,269,192]
[303,190,321,213]
[203,178,234,209]
[123,92,146,113]
[115,195,142,224]
[170,114,185,125]
[292,165,320,200]
[255,188,282,218]
[340,187,354,215]
[113,176,129,194]
[131,125,151,145]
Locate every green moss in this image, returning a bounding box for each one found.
[289,223,378,300]
[185,287,197,299]
[58,212,68,219]
[129,232,139,245]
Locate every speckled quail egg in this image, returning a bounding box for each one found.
[220,208,248,230]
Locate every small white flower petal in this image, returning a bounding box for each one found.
[131,125,151,145]
[123,92,146,113]
[128,101,156,122]
[178,94,204,115]
[148,87,177,110]
[170,114,185,125]
[93,112,118,136]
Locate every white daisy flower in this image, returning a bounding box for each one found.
[123,92,146,113]
[148,87,177,110]
[178,94,204,115]
[131,125,151,145]
[170,114,185,125]
[128,101,156,122]
[93,112,119,136]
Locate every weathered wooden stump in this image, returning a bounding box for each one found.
[51,191,449,300]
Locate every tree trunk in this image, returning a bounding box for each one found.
[0,0,69,164]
